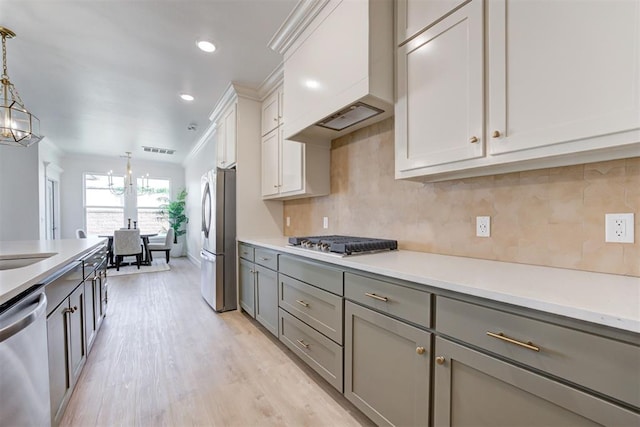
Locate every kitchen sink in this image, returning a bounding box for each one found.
[0,253,57,270]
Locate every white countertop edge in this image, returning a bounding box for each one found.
[0,238,107,306]
[238,237,640,334]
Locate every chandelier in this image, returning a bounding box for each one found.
[0,26,43,147]
[108,152,150,196]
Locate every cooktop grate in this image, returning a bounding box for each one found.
[288,235,398,255]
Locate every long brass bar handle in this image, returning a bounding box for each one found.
[296,300,309,307]
[365,292,388,302]
[486,331,540,352]
[296,339,309,349]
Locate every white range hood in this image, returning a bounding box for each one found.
[270,0,393,144]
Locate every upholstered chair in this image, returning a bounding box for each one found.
[75,229,87,238]
[113,229,143,270]
[148,228,174,263]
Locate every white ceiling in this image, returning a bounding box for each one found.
[0,0,297,163]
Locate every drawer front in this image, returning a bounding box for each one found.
[436,296,640,408]
[279,274,344,344]
[82,244,107,278]
[279,255,343,295]
[344,272,431,328]
[44,261,84,316]
[279,308,343,392]
[238,243,254,262]
[254,248,278,270]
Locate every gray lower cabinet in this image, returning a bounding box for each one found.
[47,283,86,427]
[255,265,278,336]
[238,258,256,317]
[433,336,640,426]
[344,300,431,427]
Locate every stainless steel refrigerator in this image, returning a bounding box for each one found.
[200,167,236,312]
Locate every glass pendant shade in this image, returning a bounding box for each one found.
[0,26,43,147]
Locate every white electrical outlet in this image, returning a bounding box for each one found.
[323,216,329,229]
[476,216,491,237]
[605,213,634,243]
[286,216,290,227]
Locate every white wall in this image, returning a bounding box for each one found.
[0,143,39,240]
[60,153,186,239]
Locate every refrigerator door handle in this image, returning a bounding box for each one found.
[200,250,217,262]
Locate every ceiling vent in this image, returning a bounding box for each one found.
[143,146,175,155]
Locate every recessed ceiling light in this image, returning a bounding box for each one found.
[196,40,216,53]
[180,94,194,101]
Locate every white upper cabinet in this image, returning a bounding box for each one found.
[260,84,329,200]
[275,0,394,144]
[396,0,484,172]
[397,0,468,44]
[261,87,282,136]
[487,0,640,156]
[396,0,640,181]
[217,102,237,169]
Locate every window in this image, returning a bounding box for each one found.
[137,177,170,233]
[84,174,125,235]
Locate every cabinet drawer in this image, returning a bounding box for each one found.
[279,308,343,392]
[279,274,343,344]
[279,255,343,295]
[238,243,254,262]
[82,244,107,278]
[436,296,640,408]
[344,272,431,328]
[254,248,278,270]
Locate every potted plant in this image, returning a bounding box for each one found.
[158,189,188,256]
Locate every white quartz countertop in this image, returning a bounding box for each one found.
[239,237,640,334]
[0,238,106,305]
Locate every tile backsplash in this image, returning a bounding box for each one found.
[283,118,639,277]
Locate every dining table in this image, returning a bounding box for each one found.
[99,232,158,268]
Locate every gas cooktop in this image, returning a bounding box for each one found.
[288,235,398,256]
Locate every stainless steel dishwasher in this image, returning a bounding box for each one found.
[0,287,51,426]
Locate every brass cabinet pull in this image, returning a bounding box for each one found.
[296,339,309,349]
[258,257,270,261]
[296,300,309,308]
[63,306,78,315]
[365,292,388,302]
[435,356,446,365]
[486,331,540,352]
[416,346,425,355]
[492,130,501,138]
[469,136,479,143]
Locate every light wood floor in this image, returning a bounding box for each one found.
[60,258,372,427]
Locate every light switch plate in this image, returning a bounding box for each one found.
[605,213,634,243]
[323,216,329,229]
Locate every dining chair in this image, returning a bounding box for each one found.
[75,229,87,238]
[148,228,174,263]
[113,229,143,271]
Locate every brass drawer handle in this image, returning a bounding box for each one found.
[296,300,309,308]
[469,136,479,143]
[416,346,425,355]
[258,257,270,261]
[365,292,388,302]
[296,339,309,349]
[63,306,78,315]
[435,356,446,365]
[487,331,540,352]
[492,130,501,138]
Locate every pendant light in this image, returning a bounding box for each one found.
[107,152,149,195]
[0,26,43,147]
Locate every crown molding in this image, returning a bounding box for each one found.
[182,121,217,166]
[257,64,284,100]
[268,0,330,55]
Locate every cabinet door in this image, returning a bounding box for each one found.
[279,129,304,195]
[396,0,484,172]
[216,119,226,169]
[47,301,70,426]
[84,276,96,353]
[261,89,280,136]
[344,301,430,427]
[68,284,86,386]
[261,130,280,197]
[396,0,468,44]
[487,0,640,156]
[433,337,639,427]
[255,265,278,337]
[223,103,237,167]
[238,258,256,317]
